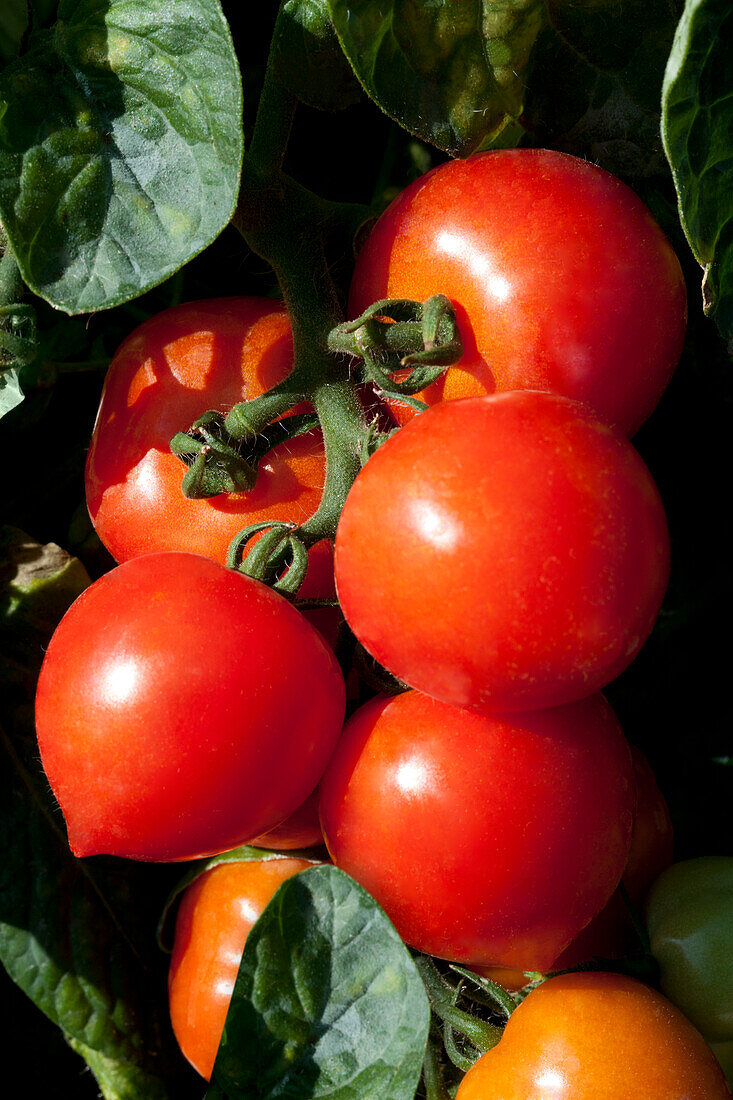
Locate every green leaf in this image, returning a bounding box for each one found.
[327,0,545,156]
[662,0,733,350]
[274,0,361,112]
[524,0,679,180]
[67,1036,170,1100]
[0,0,29,64]
[0,0,243,314]
[0,738,181,1097]
[0,531,185,1098]
[0,363,24,413]
[210,865,430,1100]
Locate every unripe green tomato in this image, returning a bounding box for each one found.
[646,856,733,1063]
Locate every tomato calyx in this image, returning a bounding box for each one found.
[171,407,320,500]
[226,520,311,596]
[327,293,464,411]
[413,954,511,1085]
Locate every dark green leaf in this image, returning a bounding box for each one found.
[0,531,185,1099]
[274,0,361,111]
[327,0,544,156]
[0,0,28,64]
[210,865,430,1100]
[662,0,733,350]
[524,1,677,180]
[0,0,243,314]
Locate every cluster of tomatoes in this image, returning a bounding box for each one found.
[34,150,731,1095]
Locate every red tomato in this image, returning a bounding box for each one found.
[85,298,332,597]
[169,857,317,1079]
[319,689,634,971]
[249,787,323,850]
[35,553,345,861]
[455,972,731,1099]
[349,149,686,436]
[482,745,674,987]
[335,392,670,713]
[551,744,674,967]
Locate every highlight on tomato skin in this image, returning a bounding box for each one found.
[319,689,635,972]
[455,972,732,1099]
[168,858,318,1080]
[34,552,346,862]
[335,391,671,714]
[349,147,687,437]
[84,297,334,598]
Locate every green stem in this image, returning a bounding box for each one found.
[245,4,297,176]
[429,1001,503,1054]
[422,1034,452,1100]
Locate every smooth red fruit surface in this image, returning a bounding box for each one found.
[85,298,332,596]
[455,972,731,1099]
[249,787,323,850]
[319,690,634,970]
[552,744,674,967]
[349,148,686,436]
[335,392,670,712]
[35,553,345,861]
[169,857,316,1079]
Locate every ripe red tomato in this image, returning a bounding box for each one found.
[455,972,731,1099]
[551,744,674,968]
[319,689,634,971]
[85,298,332,597]
[349,148,686,436]
[335,392,670,713]
[35,553,345,861]
[169,857,317,1079]
[470,747,673,988]
[249,787,323,850]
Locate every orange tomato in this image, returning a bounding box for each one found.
[168,857,317,1080]
[455,972,731,1099]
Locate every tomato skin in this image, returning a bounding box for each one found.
[335,392,670,713]
[455,972,731,1099]
[249,787,323,850]
[319,689,634,971]
[349,148,686,436]
[35,552,345,861]
[169,858,316,1079]
[551,745,674,967]
[84,298,332,597]
[646,857,733,1049]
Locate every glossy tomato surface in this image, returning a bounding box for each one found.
[349,149,686,436]
[455,972,731,1099]
[319,690,634,970]
[169,857,316,1079]
[85,297,332,596]
[335,392,670,713]
[35,553,345,861]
